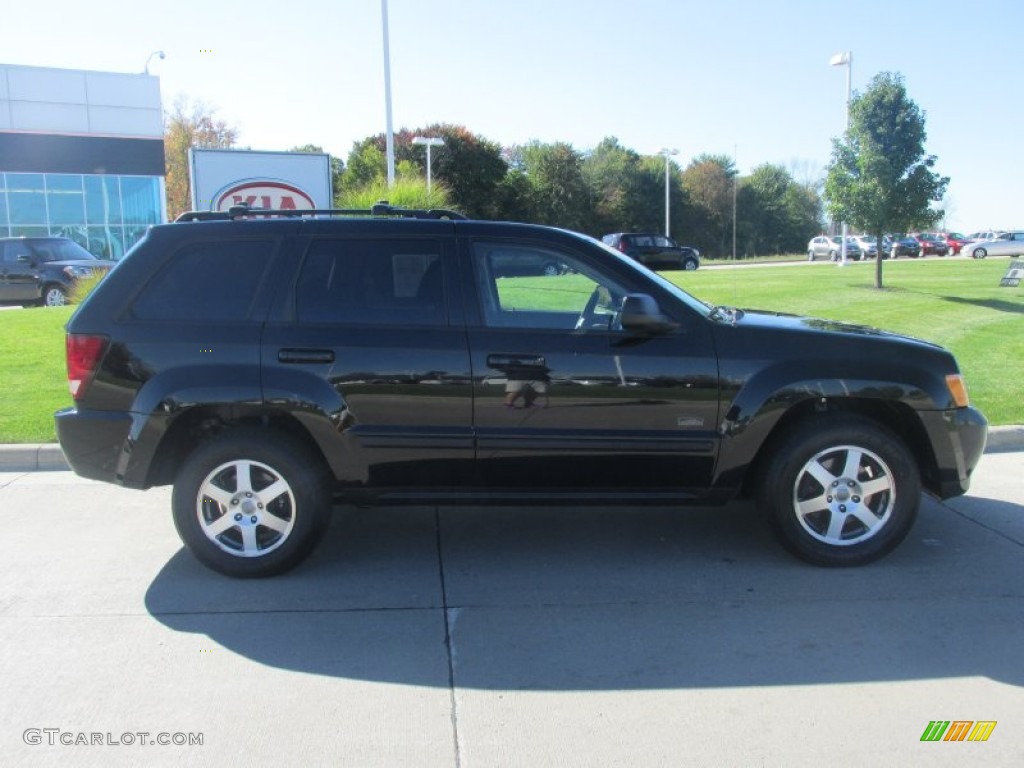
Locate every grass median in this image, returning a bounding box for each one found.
[0,257,1019,444]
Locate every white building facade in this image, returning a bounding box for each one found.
[0,63,166,259]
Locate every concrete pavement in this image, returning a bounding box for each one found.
[1,449,1022,766]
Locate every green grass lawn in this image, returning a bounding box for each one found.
[0,257,1020,444]
[0,306,74,443]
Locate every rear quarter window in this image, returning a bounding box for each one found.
[131,239,275,322]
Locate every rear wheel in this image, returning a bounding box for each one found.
[172,429,332,577]
[758,416,920,566]
[973,247,987,259]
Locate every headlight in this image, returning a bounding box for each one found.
[63,266,93,278]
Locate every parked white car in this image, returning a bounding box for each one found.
[961,231,1024,259]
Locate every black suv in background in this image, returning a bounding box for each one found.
[56,205,987,577]
[0,237,114,307]
[601,233,700,271]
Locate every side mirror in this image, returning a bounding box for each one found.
[620,294,677,335]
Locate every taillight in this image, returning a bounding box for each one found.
[66,334,108,400]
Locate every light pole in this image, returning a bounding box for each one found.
[143,51,164,75]
[658,148,679,238]
[381,0,396,187]
[412,136,444,194]
[830,51,852,266]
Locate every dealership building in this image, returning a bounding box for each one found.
[0,63,166,259]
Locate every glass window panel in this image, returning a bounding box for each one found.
[132,239,275,322]
[8,191,47,225]
[50,225,90,250]
[123,225,151,253]
[87,226,123,260]
[119,176,160,225]
[48,189,86,226]
[5,173,45,191]
[9,225,50,238]
[47,174,84,192]
[85,176,122,226]
[0,188,8,230]
[296,239,446,326]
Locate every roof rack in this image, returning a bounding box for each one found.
[174,201,467,223]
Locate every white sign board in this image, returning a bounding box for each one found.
[189,148,332,212]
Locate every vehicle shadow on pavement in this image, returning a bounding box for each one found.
[144,498,1024,690]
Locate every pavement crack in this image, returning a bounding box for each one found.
[435,506,462,768]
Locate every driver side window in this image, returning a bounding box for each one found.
[472,242,627,331]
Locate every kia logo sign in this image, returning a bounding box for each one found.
[214,180,316,212]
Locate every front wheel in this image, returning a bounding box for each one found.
[683,258,698,271]
[41,284,68,307]
[172,429,332,577]
[757,416,920,566]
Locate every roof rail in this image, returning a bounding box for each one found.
[174,201,467,223]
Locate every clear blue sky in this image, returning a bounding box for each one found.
[4,0,1021,232]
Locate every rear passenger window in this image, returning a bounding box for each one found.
[132,239,275,322]
[296,239,445,325]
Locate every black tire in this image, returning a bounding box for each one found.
[41,284,68,307]
[683,258,698,271]
[974,248,987,259]
[172,428,332,577]
[542,262,560,277]
[757,415,920,566]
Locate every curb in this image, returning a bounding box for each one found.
[2,426,1023,473]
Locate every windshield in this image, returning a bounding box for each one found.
[31,239,97,262]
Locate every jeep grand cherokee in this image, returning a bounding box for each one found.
[55,205,987,577]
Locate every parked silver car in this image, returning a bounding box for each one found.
[961,231,1024,259]
[853,235,879,258]
[807,235,862,261]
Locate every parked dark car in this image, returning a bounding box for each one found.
[882,235,922,259]
[910,233,950,257]
[55,205,987,577]
[0,237,114,307]
[601,233,700,270]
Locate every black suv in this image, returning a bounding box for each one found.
[56,205,987,577]
[601,233,700,271]
[1,237,114,307]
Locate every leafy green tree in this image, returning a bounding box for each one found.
[582,138,669,236]
[824,72,948,288]
[682,154,737,257]
[735,164,822,256]
[519,141,594,232]
[346,125,507,218]
[164,96,238,220]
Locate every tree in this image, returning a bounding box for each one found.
[582,138,669,236]
[682,154,737,258]
[345,124,507,218]
[163,97,238,220]
[824,72,948,288]
[734,164,820,257]
[519,141,594,232]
